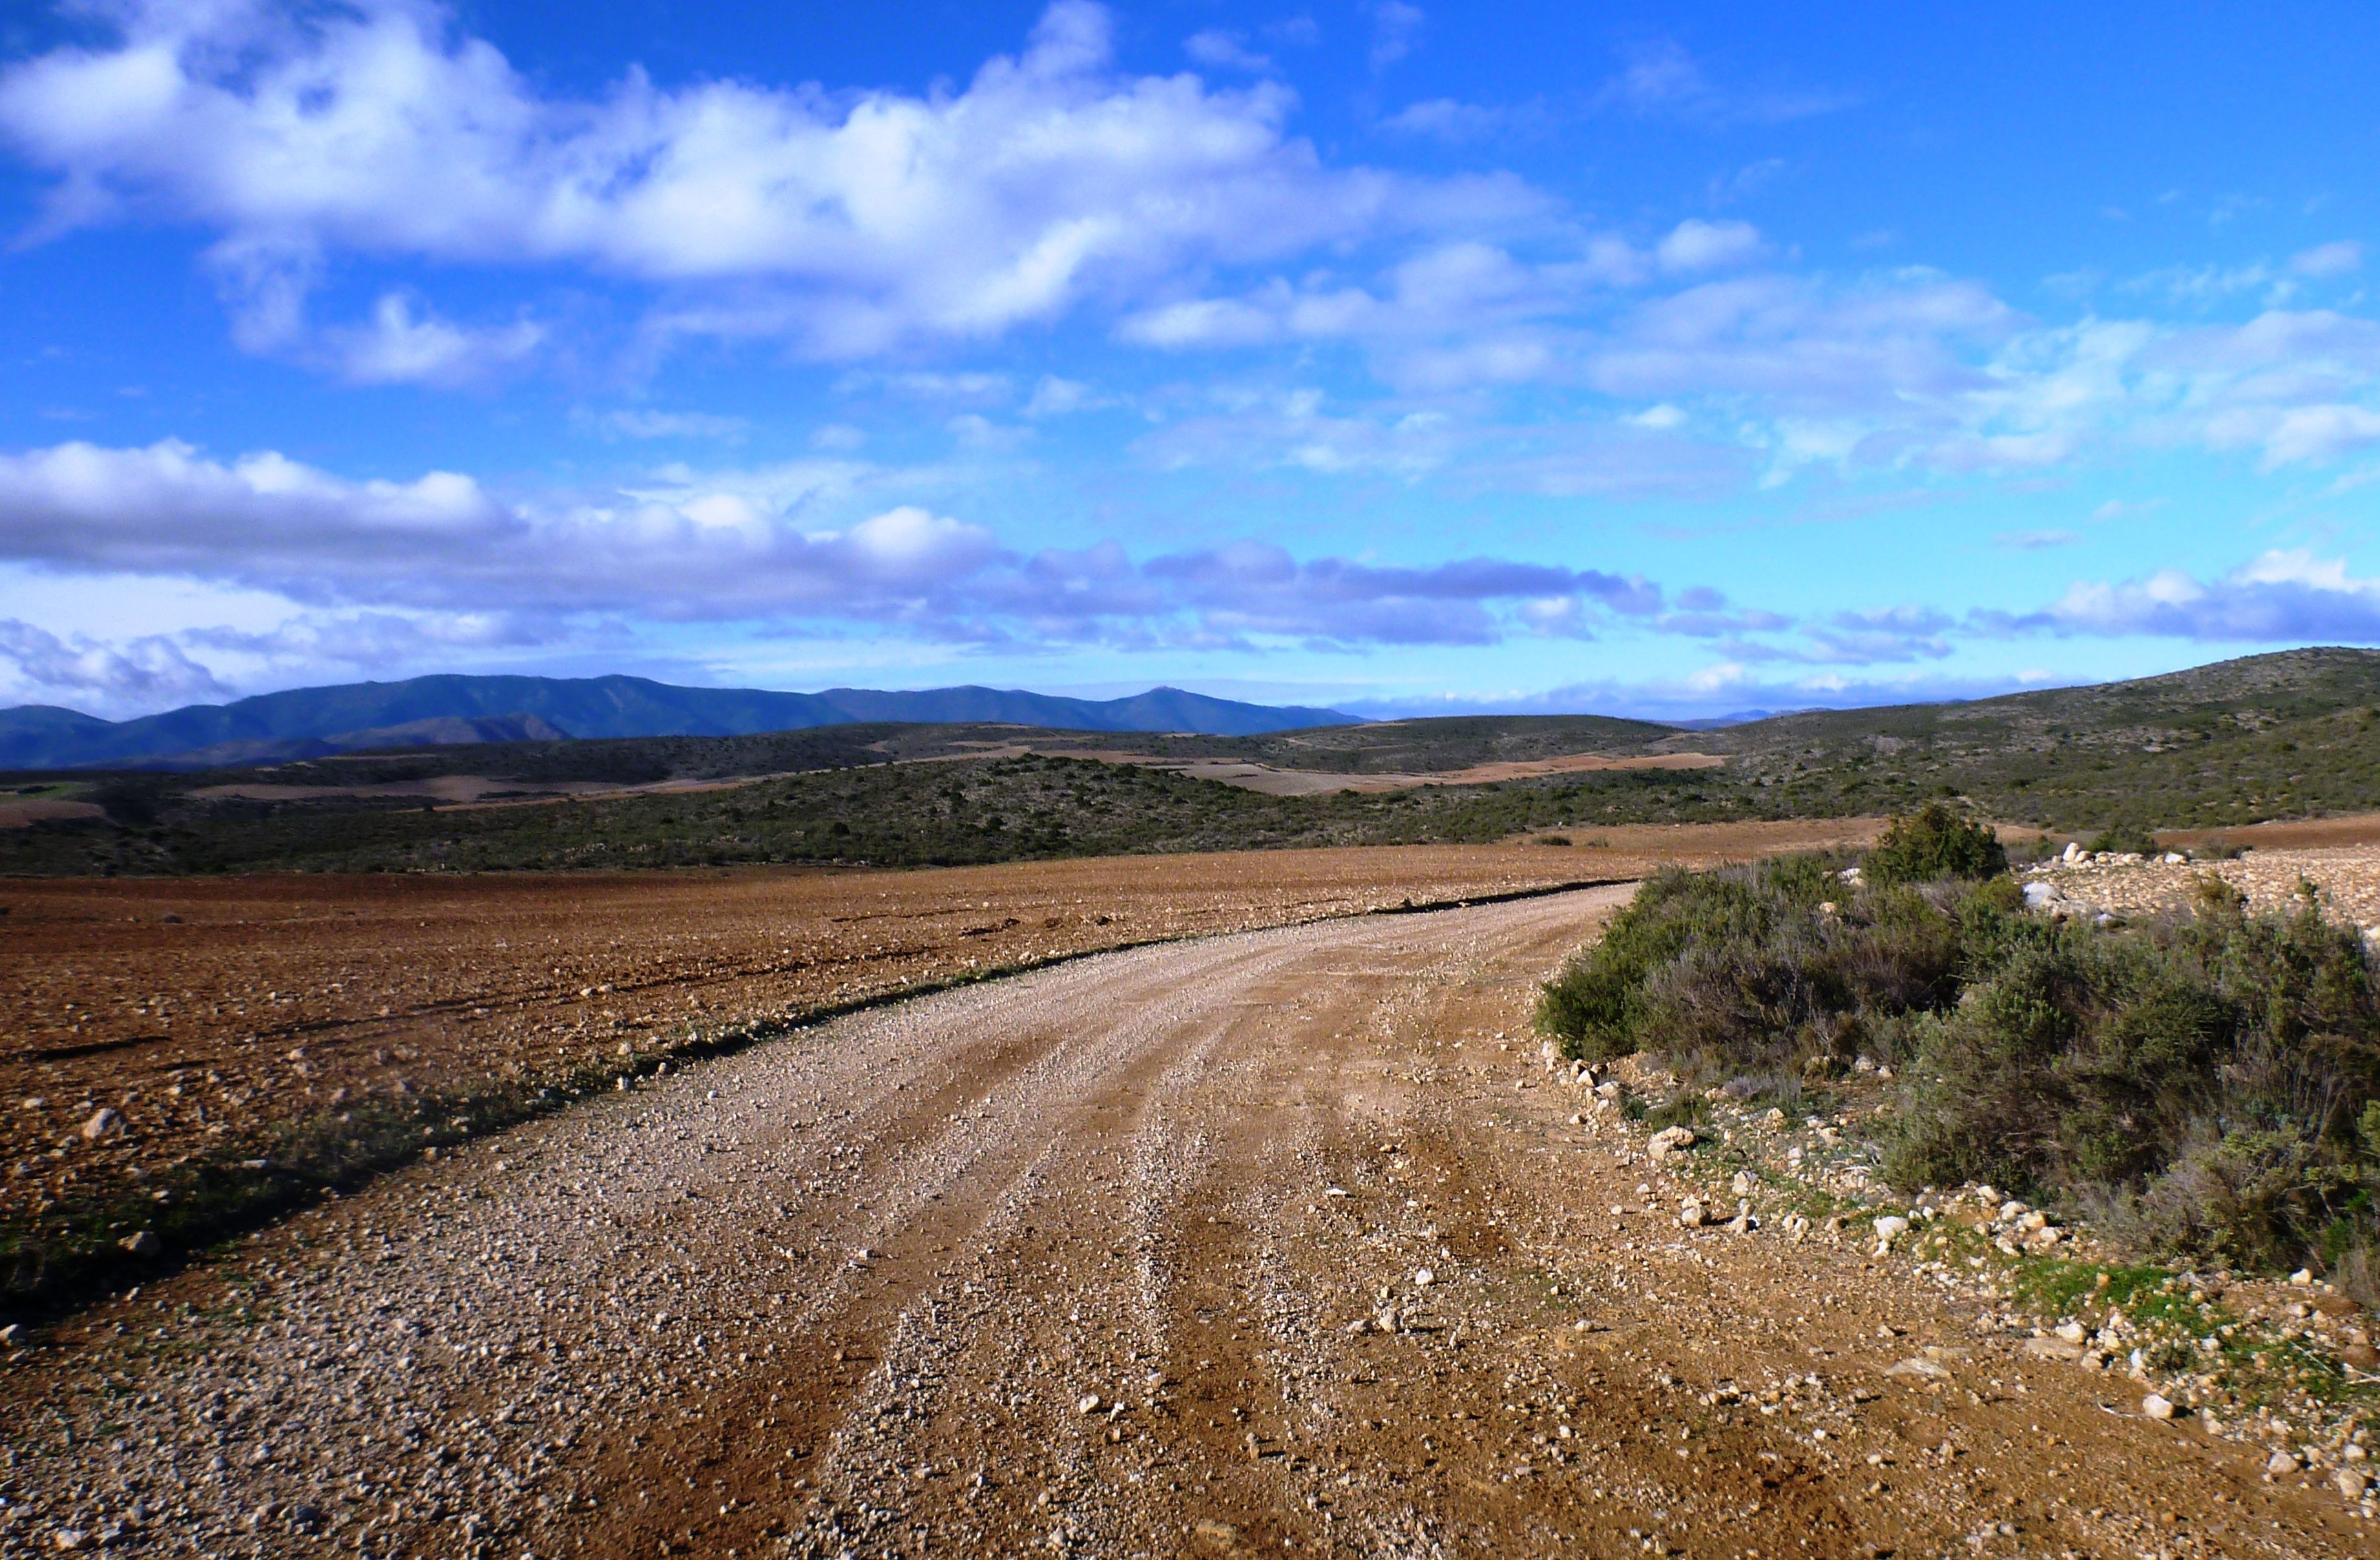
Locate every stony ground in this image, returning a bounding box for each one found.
[2027,844,2380,931]
[2,827,1879,1225]
[5,884,2372,1559]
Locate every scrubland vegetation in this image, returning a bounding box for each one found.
[1539,804,2380,1296]
[0,753,1747,877]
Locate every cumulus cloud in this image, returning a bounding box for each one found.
[1802,606,1956,663]
[0,1,1533,358]
[1118,264,2380,483]
[1134,389,1464,481]
[2208,403,2380,467]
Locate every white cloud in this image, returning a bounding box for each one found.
[2021,549,2380,641]
[327,293,544,386]
[1117,295,1284,349]
[865,371,1015,404]
[1586,271,2018,414]
[2209,403,2380,467]
[2124,260,2281,307]
[945,412,1031,450]
[2293,240,2364,278]
[0,1,1530,358]
[1021,375,1107,417]
[1594,40,1849,127]
[585,409,751,441]
[1378,97,1555,143]
[1381,97,1504,141]
[1369,2,1425,70]
[1655,219,1763,274]
[0,617,233,709]
[1185,30,1271,72]
[0,438,990,619]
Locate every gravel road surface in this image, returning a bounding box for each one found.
[4,888,2366,1558]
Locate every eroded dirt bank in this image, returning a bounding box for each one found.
[3,885,2364,1558]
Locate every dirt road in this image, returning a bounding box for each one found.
[4,832,1883,1226]
[5,888,2363,1558]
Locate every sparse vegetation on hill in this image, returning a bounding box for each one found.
[1538,824,2380,1295]
[0,752,1748,877]
[1112,713,1682,773]
[1688,647,2380,835]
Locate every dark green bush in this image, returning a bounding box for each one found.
[1863,802,2008,886]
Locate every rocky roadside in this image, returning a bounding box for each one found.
[1531,1043,2380,1525]
[2023,842,2380,934]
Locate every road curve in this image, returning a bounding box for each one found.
[2,887,2363,1559]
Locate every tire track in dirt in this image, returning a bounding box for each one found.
[4,888,2372,1559]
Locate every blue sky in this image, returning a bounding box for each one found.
[2,1,2378,720]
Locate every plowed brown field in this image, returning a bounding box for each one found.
[4,823,1881,1223]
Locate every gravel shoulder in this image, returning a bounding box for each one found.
[7,883,2363,1559]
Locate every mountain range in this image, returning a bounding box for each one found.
[0,676,1358,771]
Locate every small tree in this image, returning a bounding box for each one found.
[1864,802,2007,886]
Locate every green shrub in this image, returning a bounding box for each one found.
[1540,849,2380,1293]
[1535,853,1974,1074]
[1887,894,2380,1288]
[1864,802,2008,886]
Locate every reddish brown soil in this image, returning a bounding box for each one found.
[0,799,102,829]
[1016,747,1728,796]
[2161,811,2380,849]
[3,883,2366,1557]
[3,824,1879,1222]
